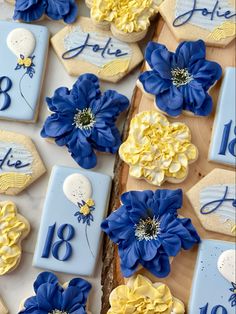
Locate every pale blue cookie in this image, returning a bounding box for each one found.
[0,21,49,122]
[33,165,112,276]
[209,67,236,167]
[189,239,235,313]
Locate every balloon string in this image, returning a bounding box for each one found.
[19,72,34,111]
[85,224,95,258]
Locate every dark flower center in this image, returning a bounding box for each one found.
[50,311,68,314]
[171,67,193,87]
[73,108,95,130]
[135,217,160,241]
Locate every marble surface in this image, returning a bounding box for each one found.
[0,1,150,313]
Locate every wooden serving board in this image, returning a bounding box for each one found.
[101,16,236,314]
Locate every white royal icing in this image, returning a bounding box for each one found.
[175,0,236,31]
[0,141,33,174]
[7,28,36,58]
[200,184,236,223]
[217,249,236,283]
[64,26,132,67]
[63,173,93,206]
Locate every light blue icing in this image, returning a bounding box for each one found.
[0,141,33,174]
[0,21,49,122]
[209,67,236,167]
[200,184,236,222]
[189,239,235,313]
[33,165,112,276]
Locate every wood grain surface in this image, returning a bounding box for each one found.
[101,16,236,314]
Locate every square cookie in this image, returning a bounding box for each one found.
[33,165,112,276]
[189,239,235,313]
[209,67,236,167]
[51,16,143,82]
[0,21,49,122]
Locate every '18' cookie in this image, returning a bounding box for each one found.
[33,165,111,276]
[0,130,46,195]
[0,21,49,122]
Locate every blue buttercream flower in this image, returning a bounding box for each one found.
[41,74,129,169]
[138,40,222,117]
[101,189,201,278]
[18,272,91,314]
[13,0,78,24]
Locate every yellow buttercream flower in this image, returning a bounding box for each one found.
[23,57,32,67]
[0,201,30,275]
[108,275,185,314]
[119,111,198,186]
[90,0,162,33]
[86,198,95,207]
[80,204,91,216]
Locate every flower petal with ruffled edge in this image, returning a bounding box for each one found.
[101,189,200,278]
[41,74,129,169]
[19,272,91,314]
[138,40,222,116]
[14,0,46,22]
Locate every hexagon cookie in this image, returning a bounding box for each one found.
[0,296,8,314]
[187,168,235,236]
[51,17,143,82]
[0,130,46,195]
[159,0,236,47]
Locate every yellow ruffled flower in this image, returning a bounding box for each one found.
[86,198,95,207]
[23,57,32,67]
[80,204,91,216]
[90,0,162,33]
[108,275,185,314]
[0,201,30,275]
[119,111,198,186]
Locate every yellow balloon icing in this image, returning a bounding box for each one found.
[90,0,162,33]
[0,202,29,275]
[108,274,185,313]
[119,111,198,186]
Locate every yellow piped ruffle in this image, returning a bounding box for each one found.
[208,22,236,41]
[119,111,198,186]
[108,274,185,313]
[0,202,29,275]
[90,0,162,33]
[0,172,31,192]
[98,59,130,77]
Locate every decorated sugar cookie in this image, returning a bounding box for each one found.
[159,0,236,47]
[189,240,236,313]
[209,67,236,168]
[108,275,185,313]
[101,189,200,278]
[137,40,222,117]
[0,201,30,275]
[187,168,236,237]
[18,272,92,314]
[13,0,78,24]
[86,0,162,43]
[119,111,198,186]
[0,130,46,195]
[41,74,129,169]
[51,17,143,82]
[33,165,111,276]
[0,296,8,314]
[0,21,49,122]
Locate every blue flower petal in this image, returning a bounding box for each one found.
[138,239,161,261]
[33,272,59,293]
[156,87,183,116]
[46,0,70,19]
[47,87,78,113]
[175,40,206,68]
[41,113,74,138]
[141,251,171,278]
[14,0,46,22]
[36,284,62,311]
[63,1,79,24]
[150,45,173,79]
[145,42,166,68]
[159,232,181,256]
[139,71,171,96]
[119,241,140,268]
[177,218,201,249]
